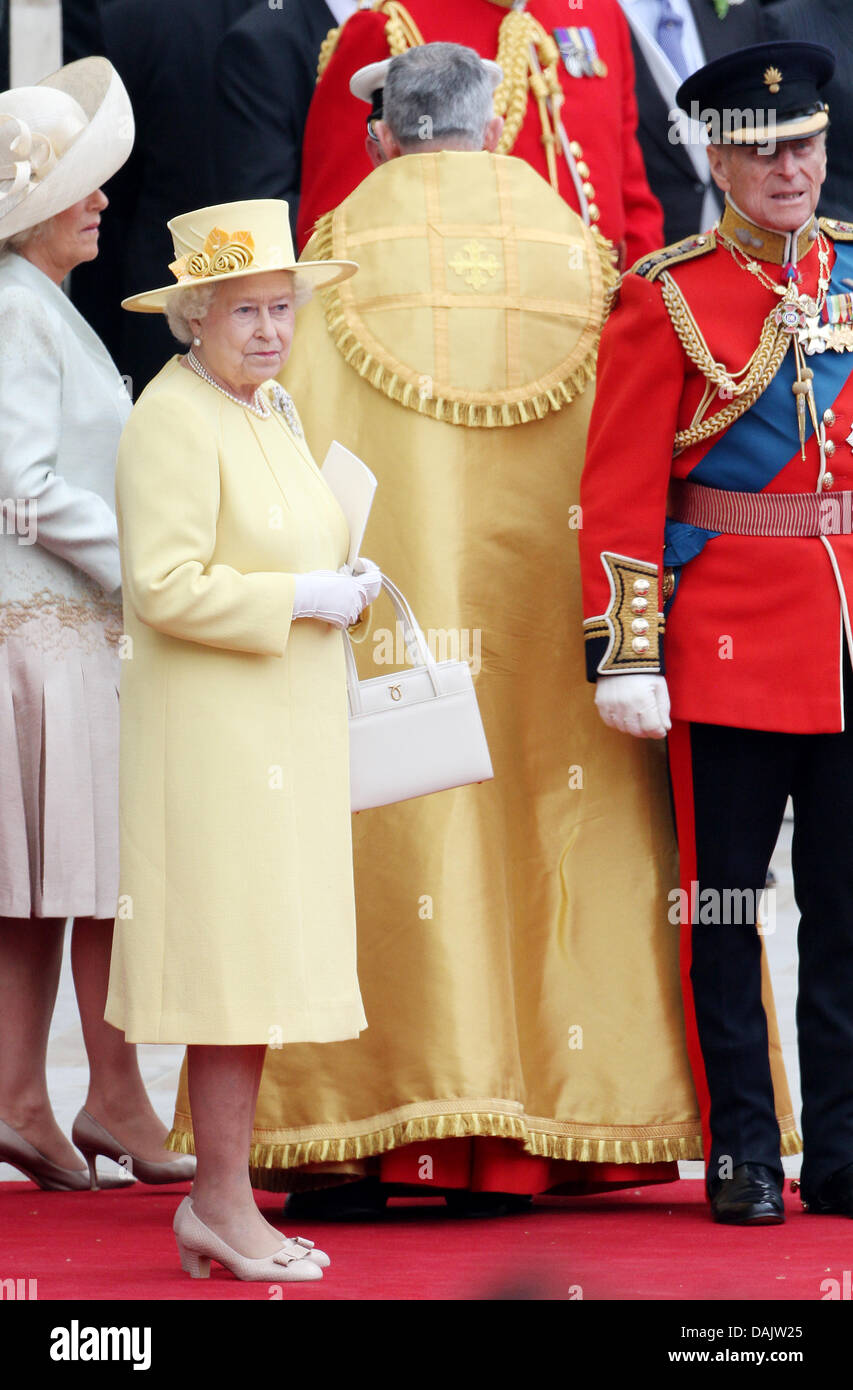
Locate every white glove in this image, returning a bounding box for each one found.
[346,555,382,605]
[594,674,671,740]
[292,569,375,629]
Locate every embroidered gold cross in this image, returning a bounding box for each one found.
[448,240,500,290]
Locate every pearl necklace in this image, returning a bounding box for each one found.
[186,349,271,419]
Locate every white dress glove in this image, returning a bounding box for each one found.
[594,674,671,740]
[292,569,376,629]
[346,556,382,604]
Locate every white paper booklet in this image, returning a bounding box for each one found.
[322,441,378,568]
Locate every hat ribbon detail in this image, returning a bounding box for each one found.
[169,226,255,283]
[0,115,61,208]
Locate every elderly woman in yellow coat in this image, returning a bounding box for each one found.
[105,200,379,1282]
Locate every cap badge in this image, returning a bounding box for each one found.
[763,66,782,95]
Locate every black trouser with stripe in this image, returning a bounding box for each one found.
[668,663,853,1200]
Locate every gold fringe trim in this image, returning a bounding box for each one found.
[167,1106,802,1182]
[308,210,617,428]
[168,1112,705,1178]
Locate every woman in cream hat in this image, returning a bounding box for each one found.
[0,57,195,1191]
[105,199,378,1281]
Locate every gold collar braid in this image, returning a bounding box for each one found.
[718,203,818,268]
[317,2,566,196]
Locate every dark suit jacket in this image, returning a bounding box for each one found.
[764,0,853,222]
[62,0,105,63]
[69,0,256,395]
[215,0,337,238]
[630,0,766,246]
[0,0,10,92]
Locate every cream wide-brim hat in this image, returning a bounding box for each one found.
[122,199,357,312]
[0,57,134,239]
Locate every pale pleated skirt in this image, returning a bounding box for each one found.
[0,605,121,920]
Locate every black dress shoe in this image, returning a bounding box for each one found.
[709,1163,785,1225]
[802,1161,853,1216]
[444,1191,534,1218]
[283,1177,389,1220]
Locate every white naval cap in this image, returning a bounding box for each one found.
[349,55,503,103]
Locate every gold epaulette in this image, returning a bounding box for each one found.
[820,217,853,242]
[317,2,424,80]
[629,230,717,283]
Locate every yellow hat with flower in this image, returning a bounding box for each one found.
[122,199,357,312]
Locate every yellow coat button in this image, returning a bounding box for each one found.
[588,203,601,222]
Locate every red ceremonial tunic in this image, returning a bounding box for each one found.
[296,0,663,265]
[579,210,853,734]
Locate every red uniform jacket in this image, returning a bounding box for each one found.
[579,210,853,734]
[296,0,663,265]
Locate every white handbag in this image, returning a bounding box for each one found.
[344,575,494,812]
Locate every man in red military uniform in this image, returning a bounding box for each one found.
[580,40,853,1223]
[296,0,663,266]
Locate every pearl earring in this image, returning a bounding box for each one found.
[192,336,201,347]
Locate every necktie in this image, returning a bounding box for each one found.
[657,0,690,81]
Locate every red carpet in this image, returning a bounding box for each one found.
[1,1177,851,1301]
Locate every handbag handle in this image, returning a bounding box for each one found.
[343,574,442,716]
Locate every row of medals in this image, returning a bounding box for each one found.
[777,291,853,355]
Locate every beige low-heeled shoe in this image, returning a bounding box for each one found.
[173,1196,323,1282]
[71,1109,196,1187]
[0,1116,134,1191]
[279,1239,332,1273]
[282,1235,330,1269]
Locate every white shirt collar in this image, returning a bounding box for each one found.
[328,0,358,25]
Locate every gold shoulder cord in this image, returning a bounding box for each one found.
[316,3,565,196]
[659,271,792,452]
[493,10,564,191]
[316,25,342,79]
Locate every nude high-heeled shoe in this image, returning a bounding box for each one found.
[71,1109,196,1187]
[0,1116,134,1191]
[173,1196,323,1282]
